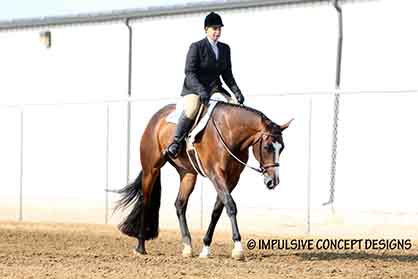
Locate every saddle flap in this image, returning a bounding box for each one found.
[188,99,220,143]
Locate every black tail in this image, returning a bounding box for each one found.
[114,171,161,240]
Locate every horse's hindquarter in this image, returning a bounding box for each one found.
[146,103,198,173]
[155,104,177,149]
[139,104,176,169]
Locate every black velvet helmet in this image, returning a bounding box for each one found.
[204,12,224,28]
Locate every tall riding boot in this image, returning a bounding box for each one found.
[166,112,194,158]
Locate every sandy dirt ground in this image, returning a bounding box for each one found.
[1,221,417,279]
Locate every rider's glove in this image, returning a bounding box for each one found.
[200,91,210,105]
[234,91,245,104]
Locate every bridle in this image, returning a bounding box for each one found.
[212,118,280,175]
[257,133,281,173]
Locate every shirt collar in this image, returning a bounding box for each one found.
[206,36,218,47]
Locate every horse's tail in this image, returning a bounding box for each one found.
[114,171,161,240]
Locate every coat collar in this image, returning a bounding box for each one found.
[204,37,222,61]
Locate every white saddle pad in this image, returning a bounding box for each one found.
[166,93,227,143]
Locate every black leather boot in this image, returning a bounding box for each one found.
[167,112,194,158]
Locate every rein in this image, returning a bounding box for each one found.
[211,118,279,175]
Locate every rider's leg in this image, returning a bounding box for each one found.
[166,94,200,158]
[183,94,201,119]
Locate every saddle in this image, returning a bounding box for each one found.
[166,93,228,176]
[166,93,227,139]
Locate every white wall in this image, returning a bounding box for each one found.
[1,0,418,237]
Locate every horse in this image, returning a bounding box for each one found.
[113,100,292,259]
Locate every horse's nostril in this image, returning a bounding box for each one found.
[266,180,273,188]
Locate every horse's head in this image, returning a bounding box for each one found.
[252,118,293,190]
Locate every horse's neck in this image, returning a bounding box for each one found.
[215,104,265,149]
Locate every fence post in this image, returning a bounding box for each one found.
[306,97,313,234]
[126,102,131,185]
[323,0,344,208]
[105,105,110,224]
[125,19,133,186]
[19,109,24,221]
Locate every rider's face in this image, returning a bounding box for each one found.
[205,26,222,41]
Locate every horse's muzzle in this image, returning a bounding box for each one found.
[264,175,279,190]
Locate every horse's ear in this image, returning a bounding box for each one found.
[280,118,294,131]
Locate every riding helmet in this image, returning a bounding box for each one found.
[204,12,224,28]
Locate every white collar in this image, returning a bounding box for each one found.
[207,36,218,46]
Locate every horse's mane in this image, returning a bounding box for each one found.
[216,101,282,134]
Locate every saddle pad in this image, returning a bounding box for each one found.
[166,93,227,143]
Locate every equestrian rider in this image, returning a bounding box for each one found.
[166,12,245,158]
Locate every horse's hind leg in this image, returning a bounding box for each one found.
[174,172,197,257]
[134,168,161,255]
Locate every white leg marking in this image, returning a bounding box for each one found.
[199,245,211,258]
[232,241,244,259]
[182,243,193,257]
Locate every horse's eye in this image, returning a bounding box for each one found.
[264,144,274,153]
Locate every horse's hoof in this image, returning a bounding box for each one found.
[133,248,147,256]
[199,246,211,258]
[231,249,244,260]
[231,242,244,260]
[182,244,193,257]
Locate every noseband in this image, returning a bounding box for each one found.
[212,119,280,175]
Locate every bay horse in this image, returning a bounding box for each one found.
[113,100,292,259]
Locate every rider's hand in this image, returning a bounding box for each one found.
[235,92,245,104]
[200,92,210,105]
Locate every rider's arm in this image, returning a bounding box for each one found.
[221,45,242,96]
[185,43,207,97]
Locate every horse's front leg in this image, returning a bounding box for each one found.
[175,172,196,257]
[199,196,224,258]
[218,191,244,259]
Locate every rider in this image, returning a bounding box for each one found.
[166,11,245,158]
